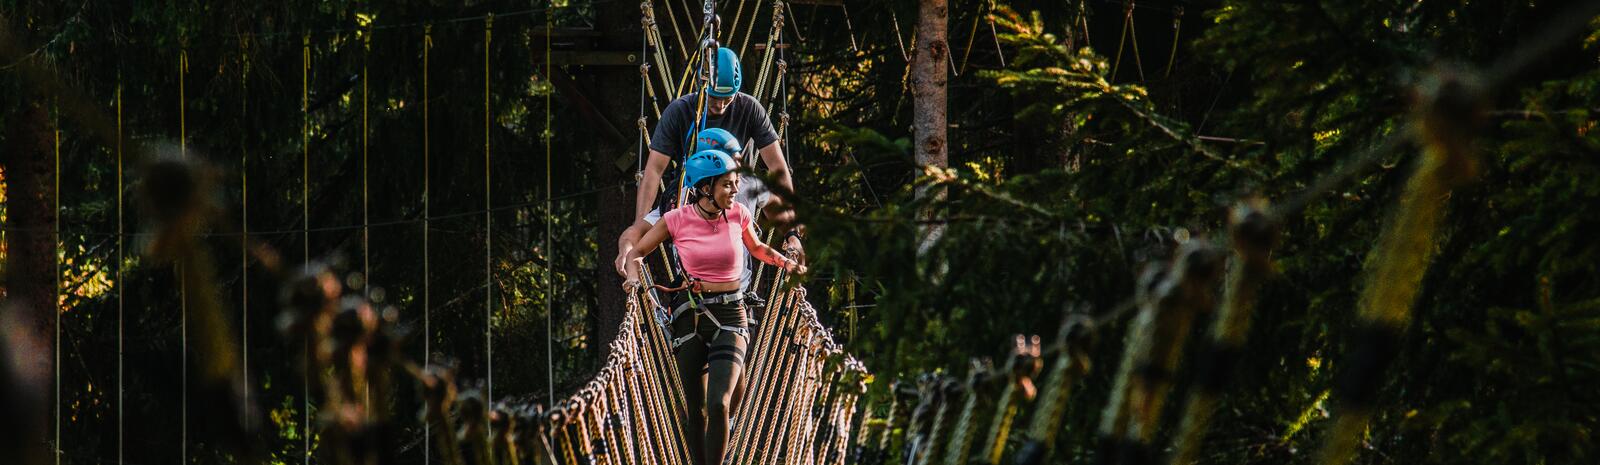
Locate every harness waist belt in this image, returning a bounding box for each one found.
[673,291,744,318]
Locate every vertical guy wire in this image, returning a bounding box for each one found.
[362,28,371,290]
[545,5,556,406]
[116,74,125,465]
[422,24,433,465]
[240,36,252,429]
[301,33,312,465]
[484,14,495,402]
[53,101,61,465]
[361,24,373,415]
[179,47,189,465]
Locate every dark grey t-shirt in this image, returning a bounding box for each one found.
[649,92,780,212]
[649,92,780,163]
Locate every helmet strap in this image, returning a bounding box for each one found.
[694,190,725,215]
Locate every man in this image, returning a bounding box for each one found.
[614,46,803,276]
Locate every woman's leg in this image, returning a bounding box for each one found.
[673,312,709,465]
[730,376,745,421]
[702,305,749,465]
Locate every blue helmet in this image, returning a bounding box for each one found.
[684,150,738,190]
[708,47,742,98]
[696,128,743,156]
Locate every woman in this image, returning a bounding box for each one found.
[622,149,805,465]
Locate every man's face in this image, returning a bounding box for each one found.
[708,94,734,116]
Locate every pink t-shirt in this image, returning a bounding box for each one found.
[662,202,752,282]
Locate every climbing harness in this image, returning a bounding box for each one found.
[668,290,751,349]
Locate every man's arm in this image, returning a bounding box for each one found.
[635,150,672,220]
[757,141,793,195]
[757,140,797,226]
[756,140,807,263]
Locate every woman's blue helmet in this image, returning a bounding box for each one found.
[684,150,738,190]
[696,128,743,156]
[708,47,742,98]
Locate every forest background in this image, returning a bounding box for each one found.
[1,0,1598,464]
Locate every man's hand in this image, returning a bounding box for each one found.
[614,243,634,277]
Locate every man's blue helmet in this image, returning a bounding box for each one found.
[708,47,742,98]
[696,128,743,156]
[684,150,738,189]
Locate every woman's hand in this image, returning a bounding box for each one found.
[621,257,644,292]
[783,257,808,276]
[613,243,633,277]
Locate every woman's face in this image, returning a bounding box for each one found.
[702,172,739,210]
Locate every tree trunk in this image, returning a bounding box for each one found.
[0,102,56,465]
[913,0,948,251]
[589,3,645,358]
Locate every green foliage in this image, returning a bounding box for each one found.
[795,1,1600,464]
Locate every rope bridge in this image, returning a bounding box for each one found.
[525,270,868,465]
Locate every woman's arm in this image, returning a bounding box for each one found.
[623,220,673,289]
[742,221,805,274]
